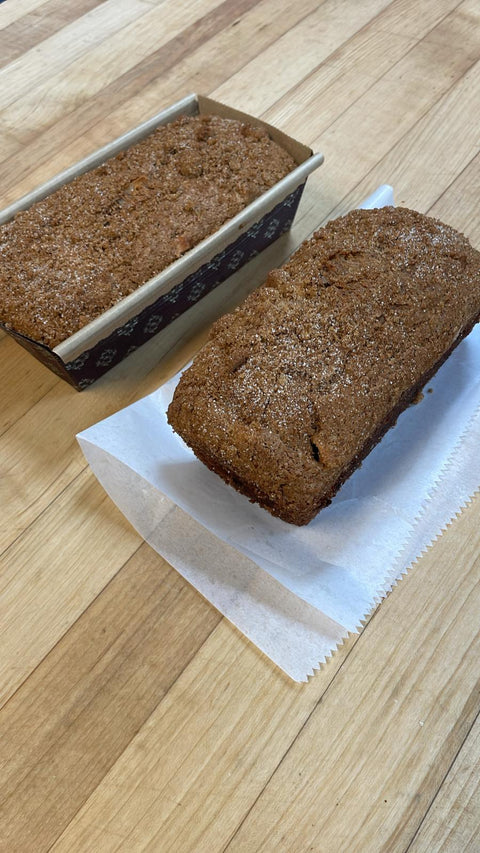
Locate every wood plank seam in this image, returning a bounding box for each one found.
[0,0,258,150]
[262,0,466,131]
[220,626,377,850]
[306,57,480,232]
[0,0,106,68]
[404,704,480,851]
[310,1,476,144]
[0,376,60,439]
[0,551,223,849]
[220,496,480,851]
[0,463,90,563]
[0,0,318,196]
[425,151,480,218]
[0,530,145,708]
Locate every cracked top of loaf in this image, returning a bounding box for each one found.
[0,114,296,348]
[167,206,480,525]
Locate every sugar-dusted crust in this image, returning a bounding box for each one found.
[167,206,480,525]
[0,114,296,348]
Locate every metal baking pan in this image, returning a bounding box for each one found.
[0,93,324,389]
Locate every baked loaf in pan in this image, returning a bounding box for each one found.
[167,206,480,525]
[0,114,296,348]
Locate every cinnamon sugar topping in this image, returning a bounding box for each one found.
[168,207,480,525]
[0,114,296,347]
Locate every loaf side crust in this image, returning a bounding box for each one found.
[167,207,480,525]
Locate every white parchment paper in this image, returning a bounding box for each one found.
[77,187,480,680]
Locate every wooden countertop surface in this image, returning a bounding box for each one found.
[1,1,480,850]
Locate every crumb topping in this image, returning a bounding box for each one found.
[168,206,480,524]
[0,114,296,347]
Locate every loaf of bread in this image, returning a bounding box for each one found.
[0,114,296,348]
[167,206,480,525]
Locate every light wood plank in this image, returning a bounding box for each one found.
[372,0,465,38]
[282,0,480,244]
[0,0,228,136]
[262,0,469,140]
[49,624,357,853]
[0,0,152,124]
[321,51,480,227]
[0,0,148,160]
[0,470,140,706]
[78,0,323,148]
[408,712,480,852]
[0,0,51,29]
[428,152,480,233]
[0,545,221,853]
[213,0,394,116]
[306,0,480,205]
[0,337,58,436]
[0,0,320,205]
[0,0,123,69]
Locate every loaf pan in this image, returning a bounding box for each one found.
[0,93,324,389]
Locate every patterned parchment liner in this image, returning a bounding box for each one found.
[77,187,480,680]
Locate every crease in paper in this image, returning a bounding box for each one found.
[77,186,480,680]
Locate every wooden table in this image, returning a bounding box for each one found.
[1,1,480,850]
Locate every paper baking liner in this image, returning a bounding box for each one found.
[1,94,323,389]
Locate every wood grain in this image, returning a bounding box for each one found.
[408,711,480,852]
[0,545,221,853]
[224,496,480,853]
[0,0,479,850]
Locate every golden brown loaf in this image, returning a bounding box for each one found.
[167,206,480,525]
[0,114,296,348]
